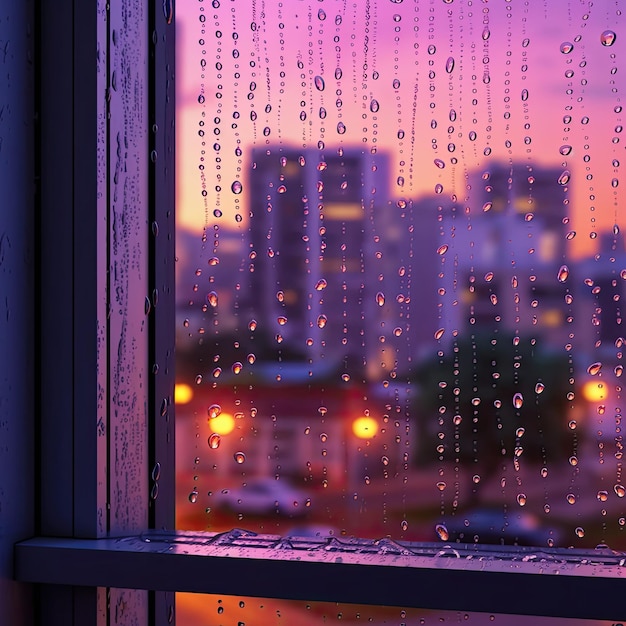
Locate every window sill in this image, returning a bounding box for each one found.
[15,530,626,619]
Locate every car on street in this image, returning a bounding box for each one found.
[435,507,562,547]
[212,477,311,517]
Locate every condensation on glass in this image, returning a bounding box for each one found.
[175,0,626,563]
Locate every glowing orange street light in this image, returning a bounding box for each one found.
[582,380,608,403]
[352,416,378,439]
[174,383,193,405]
[209,412,236,435]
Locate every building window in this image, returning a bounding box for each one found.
[16,1,626,624]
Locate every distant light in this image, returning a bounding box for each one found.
[210,412,236,435]
[174,383,193,405]
[352,416,378,439]
[582,380,608,403]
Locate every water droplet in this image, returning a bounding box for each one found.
[567,493,577,505]
[436,481,446,491]
[482,201,493,212]
[207,291,219,307]
[437,244,449,255]
[575,527,585,538]
[314,75,325,91]
[615,484,626,497]
[513,393,524,409]
[517,493,527,506]
[559,144,572,156]
[535,382,545,394]
[401,520,408,531]
[317,8,326,20]
[232,361,243,375]
[208,433,221,449]
[434,328,445,340]
[557,265,570,283]
[560,41,574,54]
[434,158,445,169]
[189,489,198,503]
[601,30,617,46]
[277,315,288,326]
[317,314,328,328]
[376,292,385,306]
[587,362,602,376]
[392,78,401,89]
[435,183,444,194]
[208,404,222,419]
[435,524,449,541]
[445,57,455,73]
[248,319,257,331]
[597,490,609,502]
[234,451,246,464]
[569,455,578,466]
[381,455,389,466]
[231,180,243,194]
[370,99,380,113]
[558,170,571,186]
[521,89,529,102]
[337,121,346,134]
[315,279,328,291]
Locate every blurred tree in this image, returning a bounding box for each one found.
[413,332,572,472]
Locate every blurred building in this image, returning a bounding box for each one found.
[438,162,571,348]
[244,146,439,380]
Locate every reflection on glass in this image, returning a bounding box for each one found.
[175,0,626,560]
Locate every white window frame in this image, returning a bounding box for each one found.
[5,2,626,624]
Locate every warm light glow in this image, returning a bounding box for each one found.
[582,380,608,403]
[174,383,193,405]
[209,413,236,435]
[352,416,378,439]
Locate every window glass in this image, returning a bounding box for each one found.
[175,0,626,559]
[176,593,615,626]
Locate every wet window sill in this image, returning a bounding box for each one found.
[16,529,626,619]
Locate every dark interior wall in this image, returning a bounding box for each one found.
[0,1,35,624]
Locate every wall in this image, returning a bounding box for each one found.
[0,1,35,624]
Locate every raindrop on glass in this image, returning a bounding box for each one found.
[558,171,570,186]
[231,180,243,194]
[435,524,449,541]
[234,451,246,464]
[208,404,222,419]
[600,30,617,46]
[208,433,221,449]
[207,291,218,307]
[587,362,602,376]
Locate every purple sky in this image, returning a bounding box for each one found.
[177,0,624,258]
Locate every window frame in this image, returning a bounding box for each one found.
[12,1,626,624]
